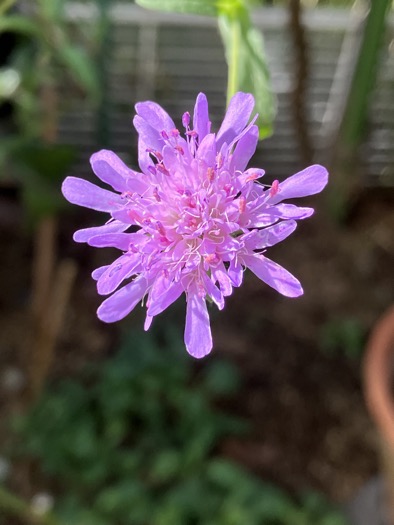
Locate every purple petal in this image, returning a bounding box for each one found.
[230,125,259,172]
[184,292,212,358]
[135,101,176,133]
[88,231,146,250]
[212,263,233,296]
[249,204,314,227]
[88,233,134,250]
[144,314,153,331]
[216,92,255,148]
[62,177,124,212]
[228,257,243,287]
[251,220,297,249]
[162,145,180,174]
[137,137,152,176]
[97,277,148,323]
[269,164,329,204]
[272,204,315,220]
[133,115,163,152]
[147,278,184,317]
[125,175,150,195]
[243,254,303,297]
[92,265,110,280]
[201,273,224,310]
[90,150,130,192]
[97,253,141,295]
[196,133,216,168]
[73,220,128,243]
[193,93,210,141]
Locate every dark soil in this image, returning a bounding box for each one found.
[0,185,393,505]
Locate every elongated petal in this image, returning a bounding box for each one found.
[136,137,152,176]
[73,220,128,243]
[269,164,329,204]
[88,233,134,250]
[216,92,254,148]
[212,263,232,296]
[230,125,259,172]
[97,277,148,323]
[133,115,163,152]
[147,279,184,316]
[89,230,146,250]
[97,253,141,295]
[92,265,110,281]
[243,254,303,297]
[273,204,314,219]
[250,220,297,249]
[185,292,212,358]
[197,133,216,168]
[193,92,210,141]
[249,204,314,227]
[202,273,224,310]
[90,150,129,192]
[135,101,176,133]
[144,314,153,331]
[228,257,243,287]
[62,177,123,212]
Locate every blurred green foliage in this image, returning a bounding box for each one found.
[0,0,100,224]
[320,317,366,361]
[12,330,348,525]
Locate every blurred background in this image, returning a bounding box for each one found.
[0,0,393,524]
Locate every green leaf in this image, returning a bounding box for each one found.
[18,143,77,183]
[135,0,235,17]
[17,143,77,221]
[56,46,100,99]
[0,15,39,36]
[218,5,276,139]
[0,0,17,16]
[37,0,67,23]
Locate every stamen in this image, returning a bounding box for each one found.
[245,172,259,183]
[156,221,166,237]
[207,167,215,182]
[157,164,170,176]
[182,112,190,128]
[238,196,246,213]
[204,253,219,265]
[269,180,279,197]
[216,153,224,170]
[153,187,161,202]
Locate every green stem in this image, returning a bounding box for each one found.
[341,0,391,148]
[328,0,391,221]
[226,12,241,106]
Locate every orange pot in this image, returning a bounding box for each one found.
[364,305,394,525]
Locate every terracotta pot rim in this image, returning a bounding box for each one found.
[364,305,394,445]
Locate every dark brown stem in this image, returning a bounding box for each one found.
[288,0,313,165]
[28,259,77,402]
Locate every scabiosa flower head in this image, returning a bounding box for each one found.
[62,92,328,358]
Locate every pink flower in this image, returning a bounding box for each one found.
[62,92,328,358]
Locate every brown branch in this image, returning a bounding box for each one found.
[288,0,313,165]
[28,259,77,403]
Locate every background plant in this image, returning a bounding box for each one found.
[7,330,348,525]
